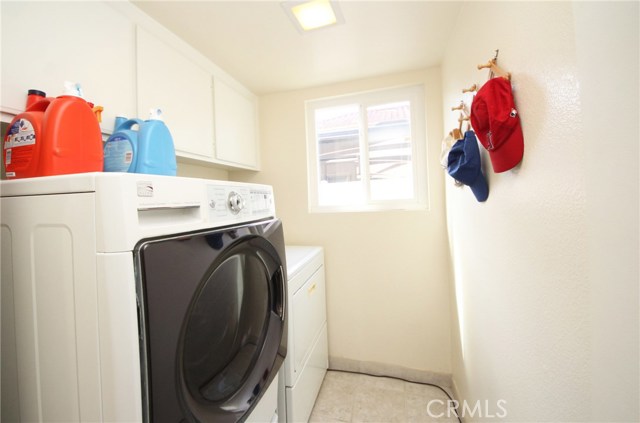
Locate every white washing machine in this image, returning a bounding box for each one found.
[1,172,287,423]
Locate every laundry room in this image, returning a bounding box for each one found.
[1,1,638,423]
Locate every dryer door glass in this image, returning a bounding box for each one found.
[182,249,269,403]
[136,219,286,423]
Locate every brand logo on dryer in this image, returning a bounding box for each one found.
[137,181,154,197]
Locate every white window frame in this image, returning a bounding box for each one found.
[306,84,429,213]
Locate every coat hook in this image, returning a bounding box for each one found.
[451,102,464,111]
[477,60,493,70]
[478,57,511,81]
[462,84,477,94]
[458,113,470,133]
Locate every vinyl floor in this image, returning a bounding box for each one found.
[308,370,460,423]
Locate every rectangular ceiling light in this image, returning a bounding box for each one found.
[283,0,344,32]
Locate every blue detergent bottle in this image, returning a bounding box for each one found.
[136,109,177,176]
[103,116,144,173]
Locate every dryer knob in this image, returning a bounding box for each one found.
[228,191,244,214]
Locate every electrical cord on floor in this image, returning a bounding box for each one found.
[329,369,462,423]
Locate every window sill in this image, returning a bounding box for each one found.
[308,202,429,214]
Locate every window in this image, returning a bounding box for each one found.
[306,85,428,212]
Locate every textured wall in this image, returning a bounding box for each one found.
[573,2,640,420]
[442,2,638,421]
[232,68,453,376]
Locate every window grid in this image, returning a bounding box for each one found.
[307,85,428,213]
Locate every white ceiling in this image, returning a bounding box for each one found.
[132,1,462,95]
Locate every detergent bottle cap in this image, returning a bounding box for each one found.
[148,108,164,121]
[26,89,47,109]
[28,89,46,97]
[63,81,84,97]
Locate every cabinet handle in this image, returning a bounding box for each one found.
[308,283,317,295]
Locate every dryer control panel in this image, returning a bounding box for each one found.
[206,185,274,222]
[0,173,277,252]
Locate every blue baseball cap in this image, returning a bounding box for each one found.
[447,131,489,202]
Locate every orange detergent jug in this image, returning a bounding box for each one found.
[3,95,50,178]
[4,86,103,179]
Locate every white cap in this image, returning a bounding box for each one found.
[63,81,83,97]
[148,108,164,121]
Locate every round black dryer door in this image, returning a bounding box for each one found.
[135,219,287,423]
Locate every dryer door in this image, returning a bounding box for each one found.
[135,219,287,423]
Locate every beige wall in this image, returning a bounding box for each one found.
[177,160,228,180]
[442,2,638,421]
[232,68,453,375]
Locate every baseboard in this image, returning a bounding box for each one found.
[450,377,464,423]
[328,356,453,394]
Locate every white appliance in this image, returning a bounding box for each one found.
[279,246,328,423]
[1,172,287,423]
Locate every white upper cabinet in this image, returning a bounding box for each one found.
[0,1,136,134]
[136,27,215,161]
[135,25,260,170]
[2,1,260,171]
[213,78,259,169]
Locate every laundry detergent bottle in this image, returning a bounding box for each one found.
[3,92,51,178]
[39,88,104,176]
[135,109,177,176]
[103,117,144,173]
[3,83,103,179]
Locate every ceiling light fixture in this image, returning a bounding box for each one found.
[282,0,344,33]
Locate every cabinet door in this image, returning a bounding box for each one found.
[213,78,259,169]
[0,1,136,134]
[136,27,214,160]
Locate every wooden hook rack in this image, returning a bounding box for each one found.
[478,59,511,81]
[462,84,477,94]
[455,112,469,134]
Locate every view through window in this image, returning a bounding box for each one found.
[307,85,427,212]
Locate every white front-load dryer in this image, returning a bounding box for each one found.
[1,173,287,423]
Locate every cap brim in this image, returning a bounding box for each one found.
[488,127,524,173]
[468,172,489,202]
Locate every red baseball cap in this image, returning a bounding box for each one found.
[470,77,524,173]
